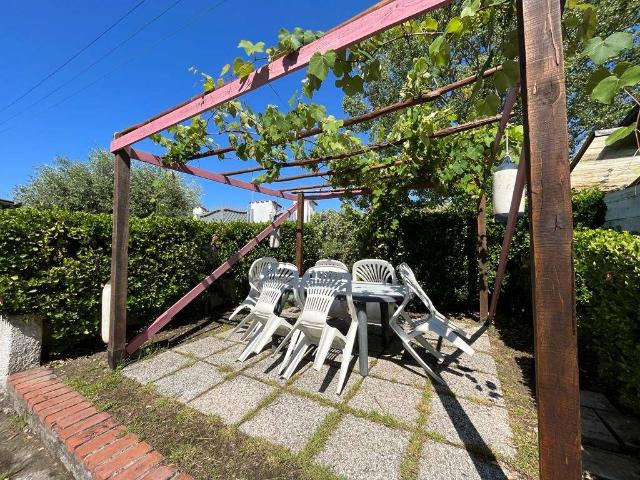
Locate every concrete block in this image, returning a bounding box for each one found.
[0,314,43,386]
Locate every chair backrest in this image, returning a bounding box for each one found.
[397,263,437,314]
[248,257,279,293]
[352,259,397,284]
[315,259,349,271]
[253,264,298,316]
[298,268,353,327]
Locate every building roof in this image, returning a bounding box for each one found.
[0,198,16,208]
[570,107,640,192]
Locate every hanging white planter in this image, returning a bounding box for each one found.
[493,155,525,222]
[101,280,111,344]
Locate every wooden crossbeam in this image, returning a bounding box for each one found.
[125,203,298,355]
[196,66,502,165]
[110,0,453,152]
[126,147,297,201]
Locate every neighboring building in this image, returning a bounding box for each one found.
[291,199,317,223]
[570,107,640,232]
[0,199,18,209]
[248,200,282,222]
[193,206,247,222]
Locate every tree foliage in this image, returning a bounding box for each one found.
[13,149,201,218]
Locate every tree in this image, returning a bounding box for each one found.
[14,149,201,218]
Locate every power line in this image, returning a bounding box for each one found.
[0,0,147,114]
[0,0,184,128]
[0,0,227,135]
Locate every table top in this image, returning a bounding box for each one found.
[350,282,408,303]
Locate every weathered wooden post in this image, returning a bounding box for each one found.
[517,0,582,477]
[108,147,131,368]
[477,195,489,321]
[296,193,305,273]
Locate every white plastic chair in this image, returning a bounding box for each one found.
[390,263,475,384]
[225,257,279,341]
[315,259,349,271]
[352,259,397,284]
[352,259,397,324]
[236,263,299,362]
[272,267,359,394]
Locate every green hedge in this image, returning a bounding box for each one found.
[574,229,640,412]
[0,208,307,352]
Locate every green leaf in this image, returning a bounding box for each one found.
[238,40,265,56]
[583,32,634,65]
[502,59,520,85]
[606,125,636,146]
[618,65,640,88]
[308,51,336,81]
[421,17,438,31]
[429,36,450,66]
[446,17,463,34]
[591,75,619,104]
[219,64,230,77]
[585,67,612,94]
[232,57,254,78]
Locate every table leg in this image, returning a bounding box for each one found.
[356,303,369,376]
[379,301,390,350]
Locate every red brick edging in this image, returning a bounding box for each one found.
[6,367,193,480]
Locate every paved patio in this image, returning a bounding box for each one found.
[123,321,516,480]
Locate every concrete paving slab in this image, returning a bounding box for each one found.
[188,376,274,424]
[597,409,640,452]
[207,343,264,370]
[581,407,621,451]
[418,440,511,480]
[291,360,361,401]
[122,351,191,384]
[152,361,224,403]
[239,393,333,452]
[444,351,498,376]
[583,445,640,480]
[348,376,422,425]
[315,414,410,480]
[427,393,515,457]
[580,390,617,412]
[369,358,431,388]
[173,336,228,358]
[437,369,505,406]
[242,354,289,385]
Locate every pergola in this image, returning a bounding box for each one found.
[107,1,580,478]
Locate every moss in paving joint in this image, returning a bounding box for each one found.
[236,388,283,426]
[399,379,435,480]
[299,409,345,461]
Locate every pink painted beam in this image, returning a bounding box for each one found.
[110,0,453,152]
[306,188,369,200]
[126,147,297,201]
[126,203,298,355]
[488,150,527,321]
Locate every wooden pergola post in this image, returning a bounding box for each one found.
[295,193,305,273]
[517,1,582,478]
[108,148,131,368]
[477,195,489,321]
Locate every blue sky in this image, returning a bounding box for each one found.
[0,0,375,210]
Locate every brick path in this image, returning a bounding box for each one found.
[6,368,192,480]
[124,323,516,480]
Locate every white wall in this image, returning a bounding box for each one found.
[292,200,316,223]
[249,201,281,222]
[604,185,640,232]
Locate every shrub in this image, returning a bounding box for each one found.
[574,228,640,413]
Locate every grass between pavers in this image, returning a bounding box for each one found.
[54,353,344,480]
[399,382,433,480]
[487,321,538,479]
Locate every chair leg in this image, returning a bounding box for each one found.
[241,318,260,341]
[413,335,445,362]
[224,308,252,341]
[237,322,266,362]
[278,330,301,375]
[282,337,311,379]
[336,321,359,394]
[400,339,445,385]
[251,318,287,355]
[313,327,336,371]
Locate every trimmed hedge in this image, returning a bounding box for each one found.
[0,208,305,352]
[574,229,640,412]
